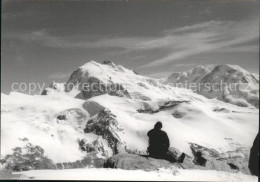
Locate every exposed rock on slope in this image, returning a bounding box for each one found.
[79,137,109,158]
[104,154,176,171]
[104,143,251,175]
[84,109,126,154]
[0,138,56,171]
[44,60,185,102]
[65,61,131,99]
[189,143,251,174]
[82,101,105,117]
[42,81,65,95]
[166,65,211,85]
[137,100,189,114]
[0,138,105,171]
[164,65,259,108]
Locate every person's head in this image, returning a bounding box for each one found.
[154,121,162,130]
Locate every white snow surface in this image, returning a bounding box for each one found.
[1,61,259,164]
[1,92,97,162]
[14,168,258,181]
[89,94,258,156]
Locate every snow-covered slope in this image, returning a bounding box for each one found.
[2,92,94,162]
[164,65,259,108]
[87,94,258,155]
[14,168,258,181]
[1,61,259,177]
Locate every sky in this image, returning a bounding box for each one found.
[1,0,259,94]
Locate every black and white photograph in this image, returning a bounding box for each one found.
[0,0,259,181]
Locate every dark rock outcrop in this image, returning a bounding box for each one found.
[84,109,125,154]
[82,101,105,117]
[78,137,109,158]
[77,77,131,99]
[172,110,186,118]
[213,107,230,113]
[65,66,131,99]
[103,143,252,175]
[0,138,56,171]
[103,153,177,171]
[189,143,251,174]
[52,137,107,170]
[137,100,189,114]
[102,60,115,65]
[57,115,66,120]
[0,138,106,171]
[42,81,65,95]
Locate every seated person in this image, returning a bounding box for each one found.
[147,121,185,163]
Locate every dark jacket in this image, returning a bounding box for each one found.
[249,133,259,176]
[147,128,170,156]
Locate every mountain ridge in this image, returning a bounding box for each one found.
[164,64,259,108]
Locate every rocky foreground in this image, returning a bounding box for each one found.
[0,139,253,175]
[0,152,258,181]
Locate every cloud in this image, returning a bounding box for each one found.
[140,18,259,68]
[5,16,258,69]
[174,63,196,68]
[145,71,173,79]
[5,30,151,50]
[214,45,259,53]
[49,72,71,79]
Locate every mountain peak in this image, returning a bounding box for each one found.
[189,65,211,74]
[79,60,100,69]
[165,64,259,108]
[213,64,247,73]
[102,60,117,66]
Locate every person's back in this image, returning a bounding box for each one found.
[147,122,169,158]
[147,121,186,163]
[249,133,259,176]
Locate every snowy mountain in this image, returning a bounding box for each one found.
[164,65,259,108]
[1,61,259,179]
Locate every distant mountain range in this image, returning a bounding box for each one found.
[163,64,259,108]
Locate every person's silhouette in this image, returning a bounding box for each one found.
[147,121,169,158]
[249,133,259,176]
[147,121,185,163]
